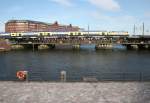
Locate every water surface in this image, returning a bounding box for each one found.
[0,48,150,81]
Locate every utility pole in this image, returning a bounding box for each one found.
[88,24,89,35]
[143,22,144,36]
[133,24,135,35]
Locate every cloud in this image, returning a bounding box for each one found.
[50,0,72,6]
[88,11,139,33]
[88,0,120,11]
[90,11,137,23]
[49,0,120,10]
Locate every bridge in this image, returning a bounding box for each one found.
[10,37,114,50]
[1,33,150,50]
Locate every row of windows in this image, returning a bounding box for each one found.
[6,25,79,32]
[7,28,78,31]
[6,23,28,26]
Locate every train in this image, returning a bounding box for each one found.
[0,31,129,38]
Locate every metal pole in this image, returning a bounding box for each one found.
[25,71,28,82]
[88,24,89,36]
[60,70,66,82]
[133,24,135,35]
[143,22,144,36]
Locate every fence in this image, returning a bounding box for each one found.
[23,71,150,82]
[1,71,150,82]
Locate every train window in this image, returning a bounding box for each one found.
[47,33,50,36]
[40,33,43,36]
[19,34,21,36]
[70,33,73,36]
[11,34,15,36]
[78,33,81,35]
[102,32,105,36]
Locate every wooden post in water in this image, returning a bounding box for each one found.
[60,70,66,82]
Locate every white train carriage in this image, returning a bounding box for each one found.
[22,32,39,39]
[51,32,68,36]
[81,31,107,36]
[108,31,129,36]
[0,32,10,36]
[1,31,129,38]
[68,32,85,36]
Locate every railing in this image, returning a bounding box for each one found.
[28,72,150,82]
[11,39,114,45]
[0,71,149,82]
[62,72,147,82]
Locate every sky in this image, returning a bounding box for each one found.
[0,0,150,34]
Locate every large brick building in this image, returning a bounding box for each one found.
[5,20,80,33]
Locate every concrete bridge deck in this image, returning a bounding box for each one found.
[0,82,150,103]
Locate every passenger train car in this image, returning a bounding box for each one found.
[0,31,129,38]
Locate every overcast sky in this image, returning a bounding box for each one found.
[0,0,150,34]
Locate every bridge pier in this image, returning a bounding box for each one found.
[125,44,150,50]
[137,44,146,50]
[11,45,24,50]
[139,44,150,50]
[72,44,80,50]
[145,45,149,49]
[38,44,49,50]
[48,44,55,49]
[54,44,72,50]
[95,44,113,50]
[12,44,56,51]
[124,44,139,50]
[132,45,138,49]
[22,44,38,51]
[147,45,150,50]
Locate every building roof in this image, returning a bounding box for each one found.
[6,20,79,28]
[6,20,51,25]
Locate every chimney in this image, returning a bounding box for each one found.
[69,24,72,27]
[54,21,58,25]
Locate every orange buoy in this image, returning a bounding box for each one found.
[16,71,27,80]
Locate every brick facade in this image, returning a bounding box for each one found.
[5,20,80,33]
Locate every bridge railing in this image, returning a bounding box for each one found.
[11,38,114,45]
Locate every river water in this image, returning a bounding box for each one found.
[0,46,150,81]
